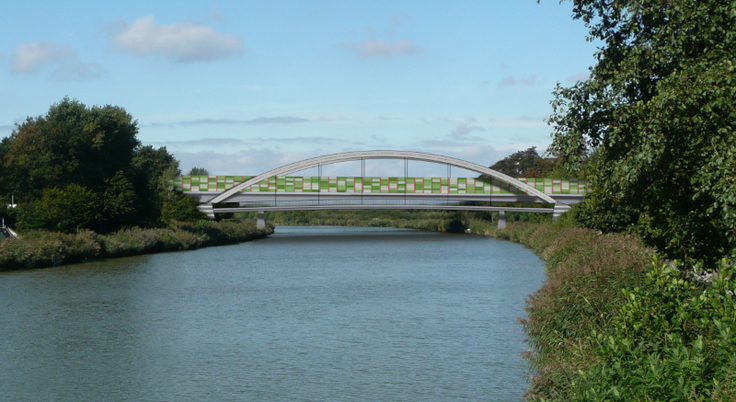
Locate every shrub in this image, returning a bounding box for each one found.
[0,220,270,270]
[0,230,100,269]
[574,257,736,401]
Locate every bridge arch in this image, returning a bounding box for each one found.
[204,150,559,205]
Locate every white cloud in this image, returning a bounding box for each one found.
[449,123,484,140]
[110,15,245,62]
[499,75,537,87]
[518,114,547,123]
[50,63,104,81]
[10,41,75,73]
[147,116,310,127]
[343,39,423,58]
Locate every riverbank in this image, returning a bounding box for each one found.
[467,218,652,398]
[0,220,272,271]
[468,218,736,400]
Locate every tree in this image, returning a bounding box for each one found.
[100,171,137,231]
[187,167,209,176]
[487,147,557,178]
[162,194,205,223]
[1,99,206,232]
[19,184,101,233]
[547,0,736,262]
[129,145,181,227]
[2,97,139,200]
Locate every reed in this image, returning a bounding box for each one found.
[0,220,271,270]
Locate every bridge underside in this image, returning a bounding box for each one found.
[196,198,574,230]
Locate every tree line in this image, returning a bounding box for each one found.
[0,97,203,233]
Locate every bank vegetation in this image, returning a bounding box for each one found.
[0,220,272,271]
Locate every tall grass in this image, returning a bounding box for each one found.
[0,220,271,270]
[470,218,736,400]
[470,218,653,398]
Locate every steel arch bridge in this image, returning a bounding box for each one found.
[175,151,587,229]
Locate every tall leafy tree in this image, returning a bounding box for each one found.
[129,145,181,227]
[187,167,209,176]
[3,97,140,199]
[2,98,204,232]
[488,147,557,178]
[547,0,736,262]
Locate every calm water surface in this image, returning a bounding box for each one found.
[0,226,545,401]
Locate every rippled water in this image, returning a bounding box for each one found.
[0,226,545,401]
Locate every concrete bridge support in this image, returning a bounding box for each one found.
[552,203,572,221]
[197,204,216,220]
[497,210,506,230]
[257,211,266,230]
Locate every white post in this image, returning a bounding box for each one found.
[257,211,266,229]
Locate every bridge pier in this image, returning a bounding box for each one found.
[552,203,572,221]
[197,204,216,220]
[257,211,265,229]
[497,210,506,229]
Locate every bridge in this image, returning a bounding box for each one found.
[174,151,588,229]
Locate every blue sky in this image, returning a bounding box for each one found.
[0,1,597,176]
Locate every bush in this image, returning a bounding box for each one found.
[161,194,206,224]
[18,184,101,233]
[0,230,100,269]
[575,257,736,401]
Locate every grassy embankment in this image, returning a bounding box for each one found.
[268,208,736,400]
[0,220,272,271]
[469,214,736,400]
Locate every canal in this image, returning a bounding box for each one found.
[0,226,545,401]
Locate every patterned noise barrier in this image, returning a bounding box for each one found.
[173,176,588,195]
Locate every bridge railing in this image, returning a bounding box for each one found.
[173,176,589,195]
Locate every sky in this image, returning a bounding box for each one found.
[0,0,598,177]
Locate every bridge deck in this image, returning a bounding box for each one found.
[174,176,588,195]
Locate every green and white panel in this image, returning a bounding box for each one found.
[175,175,589,195]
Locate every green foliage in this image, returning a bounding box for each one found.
[473,220,652,400]
[481,220,736,400]
[0,230,101,269]
[129,145,181,227]
[2,97,139,200]
[487,147,557,178]
[547,0,736,262]
[19,184,101,233]
[0,98,205,233]
[574,257,736,401]
[187,167,209,176]
[100,171,137,231]
[161,193,205,223]
[0,220,270,270]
